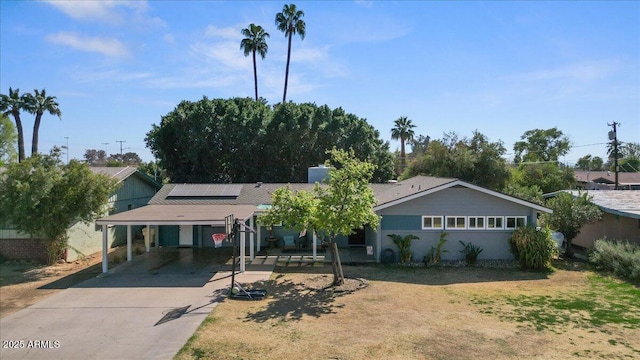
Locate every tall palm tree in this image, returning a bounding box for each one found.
[275,3,306,103]
[0,87,27,162]
[240,24,270,101]
[23,89,61,156]
[390,116,416,171]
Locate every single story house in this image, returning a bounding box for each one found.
[96,174,551,273]
[545,190,640,248]
[0,166,161,262]
[574,171,640,190]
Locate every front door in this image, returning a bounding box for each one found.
[348,228,366,246]
[179,225,193,247]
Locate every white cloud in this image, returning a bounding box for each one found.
[43,0,143,24]
[189,41,251,71]
[507,60,622,83]
[47,32,129,57]
[205,25,243,40]
[72,69,152,83]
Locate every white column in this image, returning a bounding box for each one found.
[127,225,132,261]
[154,225,159,248]
[240,228,246,272]
[145,224,151,252]
[312,232,317,261]
[376,222,382,262]
[256,221,262,252]
[249,218,255,260]
[102,225,108,273]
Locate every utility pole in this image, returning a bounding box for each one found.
[101,142,109,154]
[607,122,621,190]
[115,140,126,157]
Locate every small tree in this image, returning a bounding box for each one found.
[0,148,118,263]
[543,192,602,258]
[388,234,419,264]
[259,148,379,285]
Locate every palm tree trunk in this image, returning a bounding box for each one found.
[12,111,25,162]
[32,113,42,156]
[400,136,406,171]
[252,50,258,101]
[283,32,293,103]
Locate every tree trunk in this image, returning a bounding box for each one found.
[283,32,293,103]
[32,112,42,156]
[252,50,258,101]
[12,111,25,162]
[329,238,344,286]
[564,237,574,258]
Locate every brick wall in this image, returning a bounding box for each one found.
[0,238,49,264]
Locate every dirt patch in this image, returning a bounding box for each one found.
[0,243,146,318]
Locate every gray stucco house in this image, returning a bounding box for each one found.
[97,175,551,271]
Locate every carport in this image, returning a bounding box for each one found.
[96,204,258,274]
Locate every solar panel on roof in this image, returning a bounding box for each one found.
[168,184,243,198]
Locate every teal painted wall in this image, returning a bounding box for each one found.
[159,226,179,247]
[381,215,422,231]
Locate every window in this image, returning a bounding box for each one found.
[486,216,504,230]
[422,216,443,229]
[505,216,527,229]
[468,216,485,229]
[446,216,466,230]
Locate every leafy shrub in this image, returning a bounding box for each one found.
[388,234,419,264]
[589,238,640,282]
[424,232,448,266]
[459,241,483,265]
[510,226,557,271]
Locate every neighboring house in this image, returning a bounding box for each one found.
[574,171,640,190]
[96,175,551,271]
[0,167,161,262]
[546,190,640,248]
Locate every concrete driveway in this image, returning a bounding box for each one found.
[0,248,274,360]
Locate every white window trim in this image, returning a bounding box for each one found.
[467,216,485,230]
[422,216,443,230]
[505,216,527,230]
[445,216,467,230]
[486,216,504,230]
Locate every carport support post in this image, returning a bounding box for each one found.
[312,232,317,261]
[145,224,151,252]
[249,217,255,260]
[240,228,246,272]
[256,220,262,252]
[102,224,108,273]
[127,225,132,261]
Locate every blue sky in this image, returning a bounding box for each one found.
[1,1,638,165]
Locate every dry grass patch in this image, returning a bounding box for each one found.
[176,263,640,360]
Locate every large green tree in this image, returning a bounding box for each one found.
[145,97,394,183]
[403,131,510,191]
[23,89,61,156]
[0,114,17,165]
[0,87,27,162]
[240,23,270,101]
[575,155,604,171]
[390,116,416,173]
[275,3,305,103]
[513,127,570,164]
[0,148,117,264]
[510,163,575,194]
[259,148,379,285]
[542,192,602,258]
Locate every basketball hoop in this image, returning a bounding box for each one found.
[212,233,226,248]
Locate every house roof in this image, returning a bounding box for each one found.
[90,166,162,189]
[98,176,551,225]
[373,176,552,213]
[556,190,640,219]
[574,171,640,185]
[96,204,257,226]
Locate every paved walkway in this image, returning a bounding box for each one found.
[0,249,274,360]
